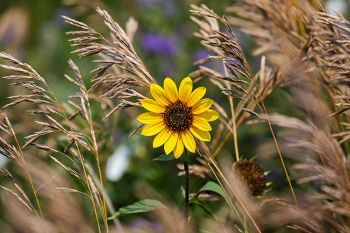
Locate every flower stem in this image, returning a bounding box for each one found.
[184,150,190,221]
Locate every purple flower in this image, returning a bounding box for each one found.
[162,0,177,17]
[161,64,175,77]
[1,27,16,45]
[226,58,241,66]
[137,0,159,7]
[137,0,177,16]
[193,49,210,62]
[131,218,163,233]
[141,33,177,56]
[54,7,72,27]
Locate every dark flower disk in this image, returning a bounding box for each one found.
[234,160,267,196]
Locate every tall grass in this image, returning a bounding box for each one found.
[0,1,349,232]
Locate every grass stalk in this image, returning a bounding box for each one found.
[223,63,240,161]
[260,102,299,206]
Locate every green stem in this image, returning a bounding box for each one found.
[184,150,190,221]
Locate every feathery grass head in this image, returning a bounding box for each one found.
[137,77,219,158]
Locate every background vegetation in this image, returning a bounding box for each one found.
[0,0,349,232]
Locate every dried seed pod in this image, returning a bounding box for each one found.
[234,159,268,196]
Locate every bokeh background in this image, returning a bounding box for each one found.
[0,0,349,227]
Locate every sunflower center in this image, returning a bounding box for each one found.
[163,100,193,132]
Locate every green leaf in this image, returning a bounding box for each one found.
[153,153,175,161]
[199,181,231,205]
[108,199,167,219]
[190,198,216,219]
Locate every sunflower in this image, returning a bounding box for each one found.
[137,77,219,158]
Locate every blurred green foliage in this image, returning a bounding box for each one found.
[0,0,348,228]
[0,0,234,222]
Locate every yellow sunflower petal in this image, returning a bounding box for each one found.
[196,109,219,122]
[193,117,212,131]
[190,126,211,142]
[141,122,165,136]
[137,112,163,124]
[150,84,170,106]
[192,98,214,114]
[188,87,206,107]
[153,129,171,148]
[182,131,196,153]
[173,138,184,158]
[163,78,178,102]
[141,98,165,113]
[164,133,178,155]
[179,77,193,103]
